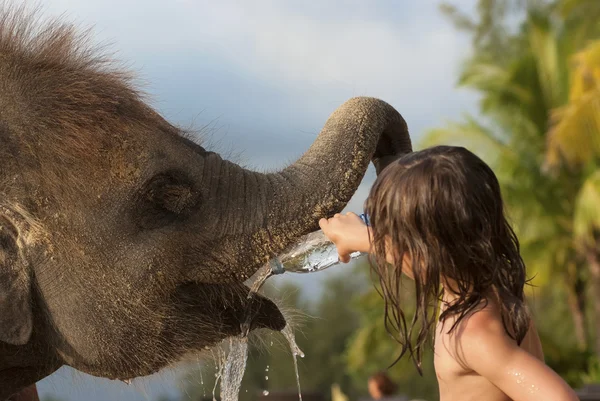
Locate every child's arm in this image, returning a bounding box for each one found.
[455,311,579,401]
[319,212,371,263]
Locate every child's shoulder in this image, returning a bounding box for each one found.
[441,300,520,369]
[454,301,507,339]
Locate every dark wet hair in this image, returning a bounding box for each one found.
[364,146,530,373]
[369,371,398,396]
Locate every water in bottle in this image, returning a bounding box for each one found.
[269,213,369,275]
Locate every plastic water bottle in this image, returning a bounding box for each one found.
[269,213,370,275]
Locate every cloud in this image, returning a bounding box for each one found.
[40,0,478,129]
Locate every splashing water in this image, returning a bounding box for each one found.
[262,363,270,397]
[244,263,274,336]
[507,369,539,395]
[282,325,305,359]
[247,264,305,401]
[209,262,306,401]
[248,263,274,296]
[200,369,206,397]
[212,346,226,401]
[220,337,249,401]
[282,325,304,401]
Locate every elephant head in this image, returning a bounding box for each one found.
[0,7,412,398]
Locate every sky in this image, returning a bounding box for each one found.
[25,0,480,399]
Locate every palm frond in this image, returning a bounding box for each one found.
[546,40,600,169]
[547,91,600,167]
[527,10,566,108]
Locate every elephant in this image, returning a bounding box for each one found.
[0,6,412,399]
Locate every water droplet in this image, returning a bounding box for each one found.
[263,390,270,396]
[265,375,269,380]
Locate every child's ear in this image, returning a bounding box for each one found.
[0,214,33,345]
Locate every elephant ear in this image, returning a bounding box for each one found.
[0,214,33,345]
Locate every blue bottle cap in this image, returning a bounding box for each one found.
[359,213,370,226]
[269,258,286,275]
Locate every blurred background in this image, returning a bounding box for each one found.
[33,0,600,400]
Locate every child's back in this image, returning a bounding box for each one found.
[435,298,544,401]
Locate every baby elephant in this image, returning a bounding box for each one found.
[0,5,411,399]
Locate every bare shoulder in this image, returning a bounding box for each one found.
[439,302,578,400]
[443,302,514,368]
[456,303,507,339]
[451,301,542,359]
[446,301,507,341]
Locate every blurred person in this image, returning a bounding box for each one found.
[368,371,406,401]
[320,146,580,401]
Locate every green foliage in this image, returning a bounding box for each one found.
[559,0,600,41]
[530,284,592,387]
[574,171,600,245]
[581,356,600,385]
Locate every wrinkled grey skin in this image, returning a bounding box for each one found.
[0,7,412,399]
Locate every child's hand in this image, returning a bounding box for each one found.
[319,212,370,263]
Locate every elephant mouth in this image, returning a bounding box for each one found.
[171,281,286,338]
[240,286,286,333]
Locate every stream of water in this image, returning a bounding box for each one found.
[219,337,249,401]
[282,325,305,401]
[213,263,304,401]
[247,264,274,295]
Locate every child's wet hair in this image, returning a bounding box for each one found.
[364,145,530,374]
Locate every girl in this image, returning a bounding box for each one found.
[319,146,579,401]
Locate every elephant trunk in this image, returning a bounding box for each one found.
[201,97,412,283]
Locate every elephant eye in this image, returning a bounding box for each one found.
[147,179,194,213]
[136,172,198,229]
